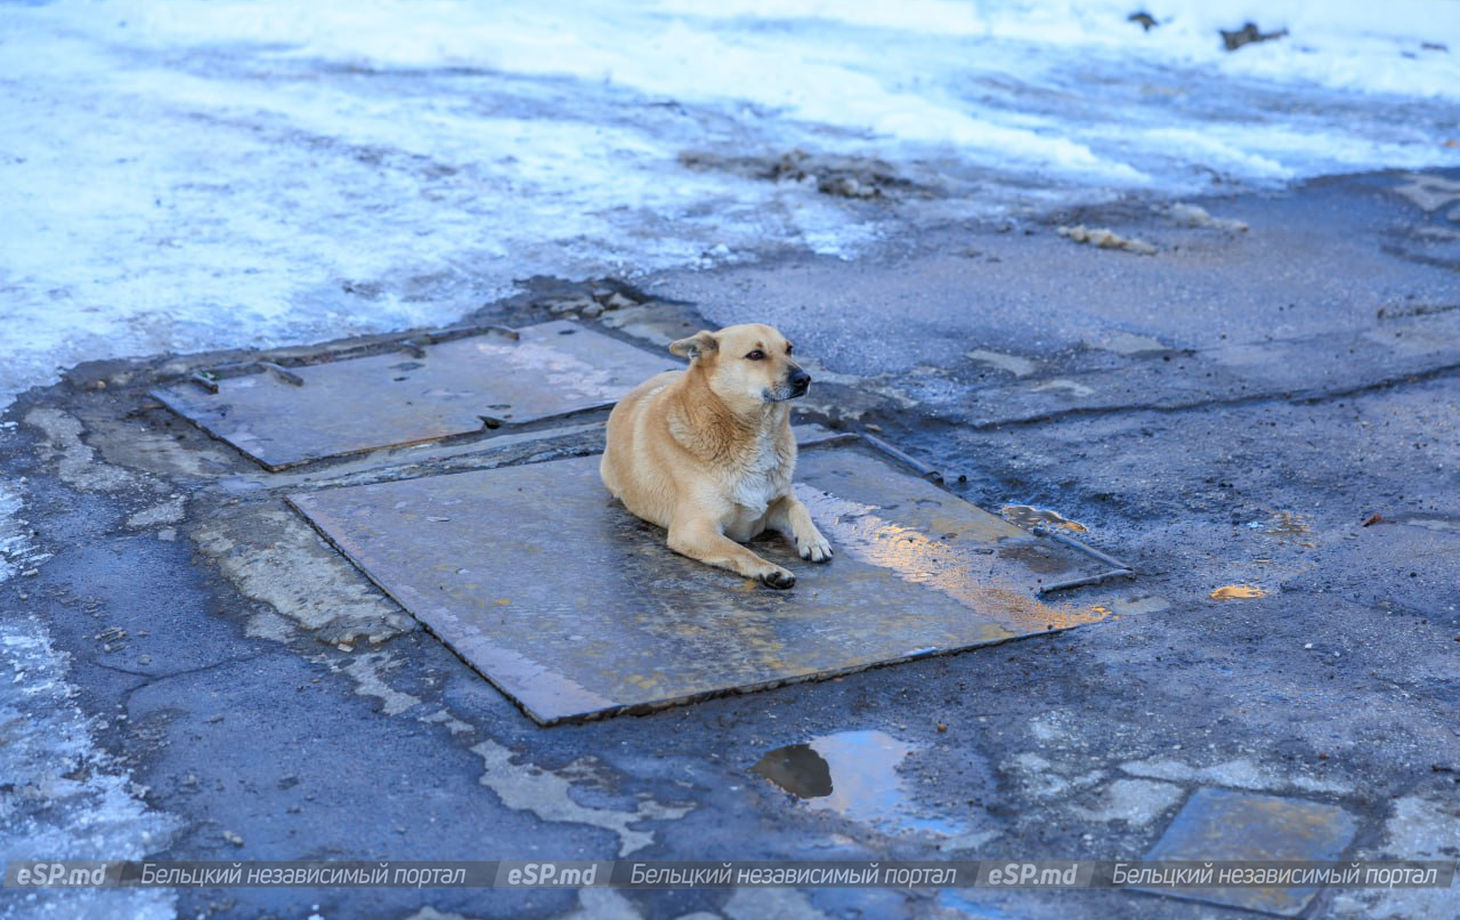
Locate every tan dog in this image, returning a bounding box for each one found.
[600,323,832,588]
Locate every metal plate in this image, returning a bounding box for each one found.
[153,322,678,470]
[1135,788,1359,916]
[288,445,1126,724]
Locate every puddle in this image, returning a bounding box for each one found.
[1252,511,1311,537]
[1000,505,1088,533]
[1210,584,1267,600]
[752,730,960,836]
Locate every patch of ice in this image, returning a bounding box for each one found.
[0,617,178,920]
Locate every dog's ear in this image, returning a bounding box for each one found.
[668,330,719,360]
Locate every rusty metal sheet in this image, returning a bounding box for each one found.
[153,322,677,470]
[287,444,1128,724]
[1134,788,1359,916]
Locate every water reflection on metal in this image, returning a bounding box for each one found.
[154,321,677,469]
[753,730,960,835]
[802,490,1107,635]
[1264,511,1312,537]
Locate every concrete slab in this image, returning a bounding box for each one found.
[1135,787,1360,916]
[153,321,677,470]
[287,443,1124,724]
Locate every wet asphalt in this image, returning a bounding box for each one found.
[3,168,1459,920]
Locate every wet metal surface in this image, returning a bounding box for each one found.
[287,444,1127,724]
[154,321,677,469]
[1135,788,1359,916]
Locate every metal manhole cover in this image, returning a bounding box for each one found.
[288,442,1131,724]
[153,321,678,469]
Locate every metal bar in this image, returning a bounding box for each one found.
[259,362,304,387]
[859,433,943,482]
[1033,525,1136,573]
[1036,568,1135,595]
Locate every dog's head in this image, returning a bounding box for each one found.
[669,323,811,409]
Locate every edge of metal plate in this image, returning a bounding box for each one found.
[842,434,1135,594]
[285,433,1134,725]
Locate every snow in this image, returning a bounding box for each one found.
[1,0,1457,415]
[0,616,179,919]
[1,0,1456,414]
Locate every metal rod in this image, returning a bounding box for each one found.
[1034,525,1135,572]
[860,433,943,482]
[1036,568,1135,595]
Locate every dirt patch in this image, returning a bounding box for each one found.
[679,149,930,200]
[1056,224,1157,255]
[1220,22,1289,52]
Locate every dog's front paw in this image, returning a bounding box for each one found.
[797,534,833,564]
[760,567,797,590]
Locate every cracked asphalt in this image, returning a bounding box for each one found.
[3,169,1460,920]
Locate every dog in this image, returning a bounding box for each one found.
[600,323,832,589]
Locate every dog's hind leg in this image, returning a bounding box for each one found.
[668,517,797,589]
[766,494,833,563]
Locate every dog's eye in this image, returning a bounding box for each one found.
[745,350,765,361]
[786,343,794,355]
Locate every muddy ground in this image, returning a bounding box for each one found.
[3,169,1459,919]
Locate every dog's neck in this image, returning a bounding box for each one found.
[667,369,789,463]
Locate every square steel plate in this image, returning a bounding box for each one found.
[1135,788,1359,916]
[288,444,1127,723]
[153,321,678,469]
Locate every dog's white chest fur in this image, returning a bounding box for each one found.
[726,431,788,535]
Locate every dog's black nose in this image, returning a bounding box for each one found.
[788,368,811,395]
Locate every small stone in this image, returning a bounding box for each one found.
[223,831,245,847]
[581,302,604,319]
